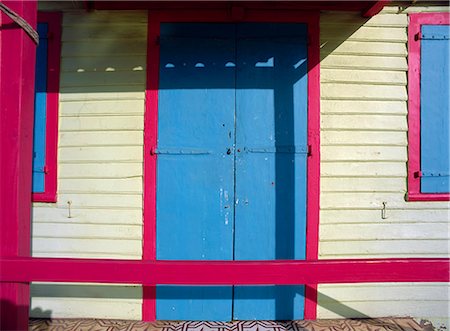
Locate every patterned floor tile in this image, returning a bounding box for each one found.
[29,318,425,331]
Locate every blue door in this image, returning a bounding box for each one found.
[156,23,308,321]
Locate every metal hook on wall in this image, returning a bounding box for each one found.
[381,201,388,220]
[67,200,73,218]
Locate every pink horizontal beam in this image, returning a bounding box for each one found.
[1,257,448,285]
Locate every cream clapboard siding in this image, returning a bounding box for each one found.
[318,4,450,326]
[30,9,147,320]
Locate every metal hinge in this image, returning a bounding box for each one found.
[150,147,210,155]
[244,145,308,154]
[33,165,49,174]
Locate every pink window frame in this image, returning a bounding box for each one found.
[407,12,450,202]
[143,8,320,321]
[32,12,62,203]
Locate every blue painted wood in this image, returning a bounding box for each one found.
[156,23,236,321]
[156,23,308,321]
[233,23,308,320]
[32,23,49,193]
[420,25,450,193]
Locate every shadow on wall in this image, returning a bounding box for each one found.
[0,299,33,331]
[29,284,372,319]
[29,9,375,322]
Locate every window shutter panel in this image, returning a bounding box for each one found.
[32,23,49,193]
[420,25,450,193]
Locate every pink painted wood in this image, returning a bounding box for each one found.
[91,1,383,14]
[1,257,449,284]
[143,7,321,321]
[407,13,450,202]
[0,1,37,330]
[305,12,321,320]
[142,13,161,322]
[32,12,62,203]
[362,1,389,18]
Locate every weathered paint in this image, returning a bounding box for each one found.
[0,0,37,329]
[420,24,449,193]
[233,22,307,321]
[155,22,236,321]
[32,22,49,193]
[318,6,450,326]
[155,22,308,321]
[32,12,61,203]
[30,10,147,320]
[22,3,450,325]
[408,13,450,201]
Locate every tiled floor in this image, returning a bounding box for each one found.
[29,318,427,331]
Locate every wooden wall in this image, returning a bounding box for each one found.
[30,3,449,325]
[31,9,147,319]
[317,5,450,327]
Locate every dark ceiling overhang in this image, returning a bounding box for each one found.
[87,1,389,18]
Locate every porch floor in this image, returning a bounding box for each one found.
[29,317,431,331]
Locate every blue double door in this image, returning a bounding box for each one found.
[156,22,308,321]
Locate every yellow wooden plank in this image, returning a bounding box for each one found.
[62,71,146,87]
[317,283,449,301]
[321,114,407,131]
[63,10,147,26]
[321,84,407,101]
[30,297,142,319]
[59,146,143,163]
[59,131,143,147]
[59,116,143,131]
[60,100,144,116]
[319,239,449,256]
[320,223,450,241]
[321,162,406,177]
[322,26,407,43]
[321,177,405,192]
[321,192,450,210]
[62,24,147,41]
[321,55,408,71]
[32,238,142,255]
[60,91,145,102]
[320,209,450,224]
[321,69,406,85]
[322,131,407,146]
[54,193,142,209]
[32,206,142,225]
[317,298,448,319]
[33,223,141,239]
[61,55,146,73]
[59,163,142,179]
[322,146,407,162]
[321,100,407,115]
[62,40,146,57]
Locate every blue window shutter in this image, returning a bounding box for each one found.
[32,23,49,193]
[420,25,450,193]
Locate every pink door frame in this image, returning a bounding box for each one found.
[142,7,321,321]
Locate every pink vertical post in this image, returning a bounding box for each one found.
[0,0,37,330]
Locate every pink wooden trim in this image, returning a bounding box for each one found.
[32,12,61,203]
[143,7,321,321]
[304,284,318,320]
[362,1,389,18]
[304,12,321,320]
[92,1,375,12]
[0,1,37,329]
[407,13,450,202]
[1,257,449,284]
[142,13,160,322]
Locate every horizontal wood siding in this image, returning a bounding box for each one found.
[30,10,147,320]
[318,5,450,326]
